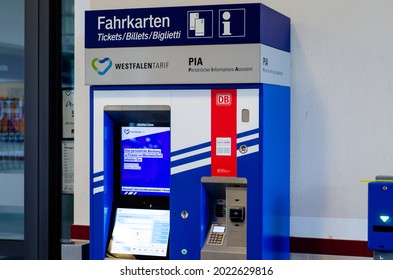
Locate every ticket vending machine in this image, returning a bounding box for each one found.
[87,3,290,260]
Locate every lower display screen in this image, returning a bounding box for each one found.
[108,208,170,258]
[213,225,226,233]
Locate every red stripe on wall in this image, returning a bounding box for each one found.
[70,224,90,240]
[290,237,373,258]
[70,223,373,258]
[211,89,237,177]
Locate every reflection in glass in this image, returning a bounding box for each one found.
[0,0,25,241]
[61,0,75,243]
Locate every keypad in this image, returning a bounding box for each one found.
[207,232,224,245]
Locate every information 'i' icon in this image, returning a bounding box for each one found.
[222,11,231,36]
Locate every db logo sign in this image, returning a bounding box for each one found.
[216,94,232,106]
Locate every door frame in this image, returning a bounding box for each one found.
[0,0,63,260]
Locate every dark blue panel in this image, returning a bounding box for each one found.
[237,152,262,259]
[368,182,393,250]
[260,5,291,52]
[170,165,211,260]
[261,84,290,259]
[103,112,114,254]
[90,191,104,259]
[200,184,210,250]
[90,110,115,260]
[85,3,289,50]
[89,89,102,259]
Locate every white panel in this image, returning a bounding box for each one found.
[170,90,211,152]
[260,44,291,87]
[237,89,259,134]
[93,89,212,176]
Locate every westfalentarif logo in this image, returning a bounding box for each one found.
[91,57,112,75]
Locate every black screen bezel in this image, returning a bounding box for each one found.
[106,109,170,260]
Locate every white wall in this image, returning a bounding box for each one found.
[263,0,393,240]
[74,0,393,241]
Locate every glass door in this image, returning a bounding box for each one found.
[0,0,63,259]
[0,0,25,259]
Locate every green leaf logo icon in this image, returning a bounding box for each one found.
[91,57,112,75]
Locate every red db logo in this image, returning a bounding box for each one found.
[216,94,232,106]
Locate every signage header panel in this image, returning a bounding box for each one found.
[85,3,290,52]
[85,44,290,86]
[86,44,261,85]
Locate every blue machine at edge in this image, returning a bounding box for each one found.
[368,176,393,259]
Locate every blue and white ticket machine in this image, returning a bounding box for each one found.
[368,176,393,259]
[86,3,290,260]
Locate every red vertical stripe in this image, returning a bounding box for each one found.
[211,89,237,177]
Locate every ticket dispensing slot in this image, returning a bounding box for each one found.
[201,176,247,260]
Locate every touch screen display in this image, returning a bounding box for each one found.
[109,208,170,257]
[120,126,170,196]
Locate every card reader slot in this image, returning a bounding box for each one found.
[373,225,393,232]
